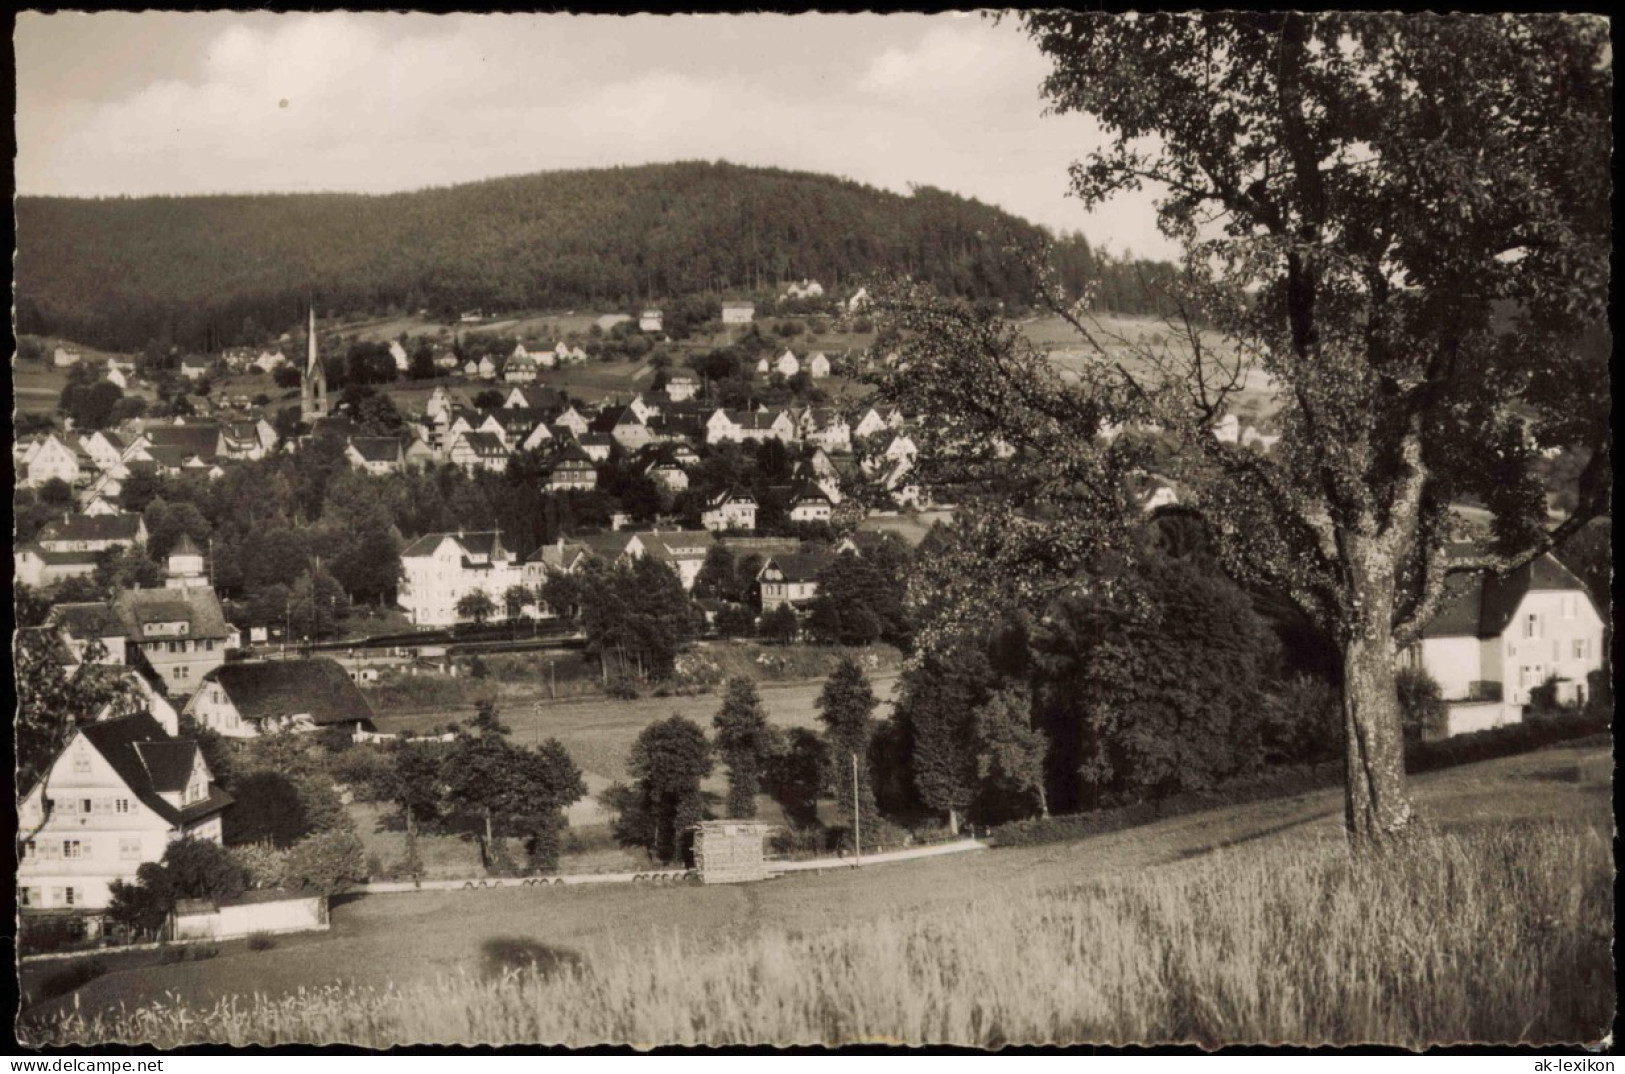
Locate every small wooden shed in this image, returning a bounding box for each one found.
[691,820,773,884]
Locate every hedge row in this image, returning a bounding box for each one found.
[1406,707,1609,775]
[991,706,1610,849]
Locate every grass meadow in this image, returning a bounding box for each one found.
[21,741,1612,1048]
[26,820,1612,1048]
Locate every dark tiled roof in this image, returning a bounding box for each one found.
[401,531,508,560]
[458,431,507,456]
[38,513,143,544]
[76,712,230,826]
[492,407,551,431]
[134,740,198,791]
[51,602,129,639]
[309,416,362,441]
[580,533,637,561]
[20,546,102,568]
[635,530,716,562]
[348,437,404,463]
[707,487,757,508]
[1421,553,1595,639]
[144,424,222,457]
[112,585,232,640]
[790,481,832,504]
[507,385,563,410]
[553,444,596,466]
[207,658,376,727]
[761,551,836,584]
[719,536,801,559]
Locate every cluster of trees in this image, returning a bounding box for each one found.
[602,662,881,865]
[56,362,145,431]
[100,724,371,940]
[17,162,1178,353]
[866,12,1609,846]
[366,701,585,874]
[541,556,697,683]
[681,336,833,410]
[104,829,367,941]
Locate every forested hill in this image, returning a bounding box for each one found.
[15,160,1173,353]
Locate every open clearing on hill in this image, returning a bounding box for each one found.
[369,666,902,790]
[28,737,1610,1033]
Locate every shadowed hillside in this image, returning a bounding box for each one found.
[15,161,1175,352]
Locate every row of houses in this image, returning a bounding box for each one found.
[16,417,277,494]
[18,650,379,914]
[396,524,885,627]
[755,350,833,379]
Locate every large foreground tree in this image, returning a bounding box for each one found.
[873,13,1610,845]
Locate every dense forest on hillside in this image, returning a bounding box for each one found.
[16,161,1177,352]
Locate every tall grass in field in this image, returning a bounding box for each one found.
[29,822,1612,1048]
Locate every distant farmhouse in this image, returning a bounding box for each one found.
[185,658,377,739]
[1405,552,1604,736]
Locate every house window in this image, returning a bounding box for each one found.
[72,753,92,775]
[206,639,215,652]
[120,838,141,860]
[64,887,76,907]
[51,888,64,906]
[1524,614,1539,639]
[116,799,130,814]
[63,840,83,860]
[20,888,35,907]
[23,840,36,860]
[80,798,93,815]
[1574,640,1589,661]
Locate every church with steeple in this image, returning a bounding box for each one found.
[300,302,329,423]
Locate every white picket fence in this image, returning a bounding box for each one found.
[353,729,457,745]
[351,839,988,895]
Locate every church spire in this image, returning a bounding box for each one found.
[301,297,329,423]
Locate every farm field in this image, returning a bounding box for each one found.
[1019,311,1280,421]
[24,738,1612,1045]
[13,355,160,416]
[369,661,903,791]
[856,509,953,547]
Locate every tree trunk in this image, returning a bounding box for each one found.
[484,808,495,866]
[947,807,960,836]
[1340,558,1416,847]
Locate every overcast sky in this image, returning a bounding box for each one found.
[15,11,1178,260]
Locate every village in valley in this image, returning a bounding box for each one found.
[11,10,1612,1055]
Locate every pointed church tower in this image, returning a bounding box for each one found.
[301,301,329,423]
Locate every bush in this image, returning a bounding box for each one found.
[328,746,392,800]
[1406,707,1608,775]
[768,825,826,858]
[19,915,93,956]
[158,945,188,965]
[37,960,107,1002]
[283,830,367,895]
[247,932,278,952]
[1396,666,1449,743]
[230,842,290,891]
[605,675,640,700]
[189,942,220,961]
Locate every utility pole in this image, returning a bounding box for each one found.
[311,555,321,651]
[852,751,861,867]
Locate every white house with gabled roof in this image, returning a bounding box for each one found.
[18,712,231,913]
[1402,552,1605,735]
[398,531,527,626]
